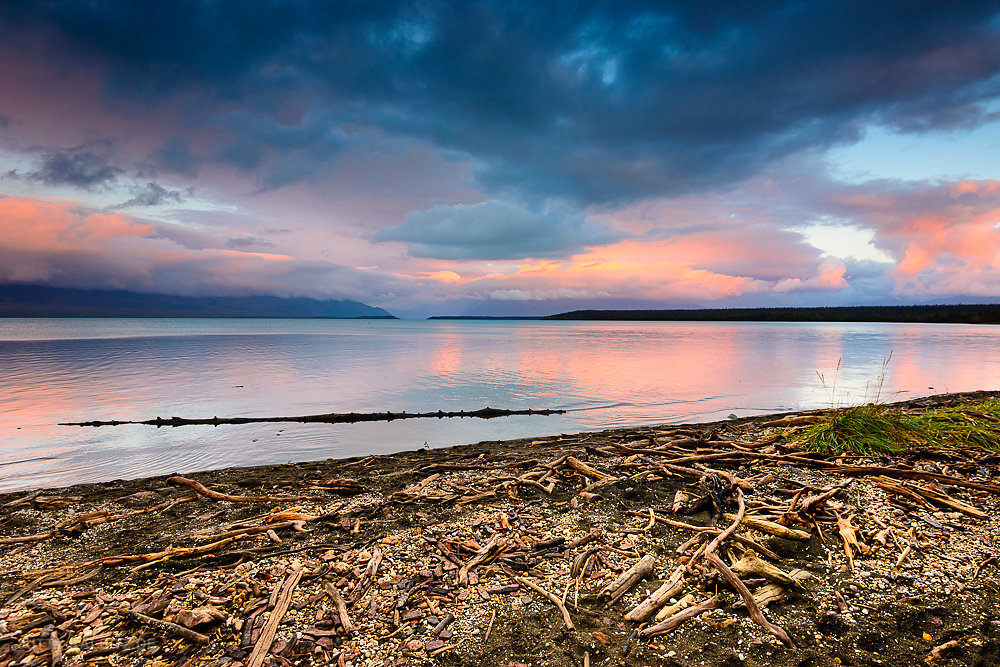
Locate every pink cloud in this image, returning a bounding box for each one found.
[819,178,1000,295]
[0,196,406,302]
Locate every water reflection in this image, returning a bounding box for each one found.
[1,319,998,491]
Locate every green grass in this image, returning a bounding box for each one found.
[798,400,1000,455]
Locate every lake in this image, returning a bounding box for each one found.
[1,318,998,491]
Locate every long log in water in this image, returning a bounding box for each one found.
[60,406,566,428]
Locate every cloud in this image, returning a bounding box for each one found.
[376,200,625,260]
[1,2,997,201]
[0,196,407,303]
[112,181,187,208]
[154,135,200,176]
[804,177,1000,295]
[226,235,275,249]
[19,142,124,190]
[0,114,10,128]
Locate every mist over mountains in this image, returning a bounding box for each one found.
[0,285,394,319]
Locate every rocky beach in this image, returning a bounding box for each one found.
[2,391,1000,667]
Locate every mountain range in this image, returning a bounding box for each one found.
[0,285,395,319]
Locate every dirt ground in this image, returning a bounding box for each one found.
[2,391,999,667]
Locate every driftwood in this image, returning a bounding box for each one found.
[624,565,686,621]
[638,595,720,637]
[599,553,657,606]
[248,565,303,667]
[734,569,812,609]
[321,581,354,633]
[723,513,811,541]
[672,490,689,513]
[127,610,210,644]
[706,553,795,649]
[515,577,574,630]
[565,457,616,481]
[729,552,798,587]
[459,536,508,586]
[631,511,780,561]
[924,639,960,663]
[62,406,566,427]
[166,476,326,503]
[655,593,696,621]
[834,511,868,571]
[94,537,238,568]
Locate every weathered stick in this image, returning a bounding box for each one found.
[599,553,657,605]
[704,488,746,557]
[248,565,303,667]
[706,553,795,649]
[431,613,455,636]
[127,611,210,643]
[924,639,960,663]
[624,565,686,621]
[723,513,811,541]
[459,535,508,586]
[515,577,574,630]
[49,631,63,664]
[638,595,720,638]
[630,511,780,561]
[906,484,987,519]
[321,581,353,633]
[166,476,325,503]
[565,457,616,481]
[191,519,311,542]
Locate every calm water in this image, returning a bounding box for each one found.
[1,318,998,492]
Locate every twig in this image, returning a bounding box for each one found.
[515,577,574,630]
[484,608,497,642]
[321,581,354,633]
[127,611,209,643]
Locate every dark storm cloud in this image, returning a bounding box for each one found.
[376,200,625,260]
[154,136,200,177]
[21,142,124,190]
[2,1,999,203]
[112,182,188,209]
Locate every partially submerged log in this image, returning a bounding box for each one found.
[62,406,566,428]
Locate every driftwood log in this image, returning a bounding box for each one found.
[62,406,566,427]
[638,595,721,638]
[599,553,657,606]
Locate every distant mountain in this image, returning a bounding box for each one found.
[545,304,1000,324]
[0,285,395,319]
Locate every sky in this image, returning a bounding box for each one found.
[1,1,999,318]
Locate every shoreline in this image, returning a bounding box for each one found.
[11,390,997,499]
[2,390,999,666]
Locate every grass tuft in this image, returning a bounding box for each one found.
[798,400,1000,455]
